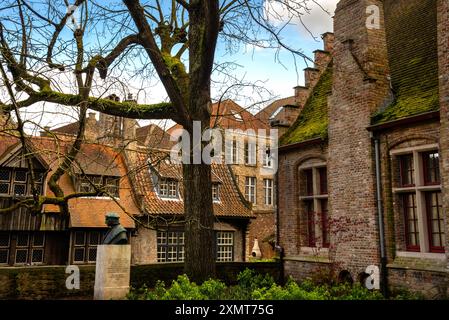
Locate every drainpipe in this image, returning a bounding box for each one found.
[374,134,388,297]
[274,168,285,284]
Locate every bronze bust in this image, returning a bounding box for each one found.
[102,213,128,245]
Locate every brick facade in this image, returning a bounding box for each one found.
[278,0,449,297]
[437,0,449,264]
[328,0,390,277]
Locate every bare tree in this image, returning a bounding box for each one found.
[0,0,321,282]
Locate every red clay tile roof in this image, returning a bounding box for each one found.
[51,121,80,135]
[72,144,121,176]
[255,96,297,125]
[136,124,174,149]
[128,149,253,218]
[167,99,270,135]
[0,134,136,229]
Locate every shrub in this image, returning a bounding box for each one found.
[128,268,422,301]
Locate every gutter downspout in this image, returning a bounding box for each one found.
[374,135,388,297]
[275,168,285,284]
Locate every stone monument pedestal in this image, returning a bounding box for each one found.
[94,244,131,300]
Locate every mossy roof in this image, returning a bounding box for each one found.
[371,0,439,124]
[280,64,332,146]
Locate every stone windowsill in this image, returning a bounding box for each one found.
[284,255,331,264]
[395,251,447,261]
[388,251,449,273]
[284,248,331,264]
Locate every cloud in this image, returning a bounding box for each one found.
[265,0,338,39]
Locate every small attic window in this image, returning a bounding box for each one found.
[212,183,220,202]
[269,107,283,120]
[231,110,243,121]
[158,178,179,199]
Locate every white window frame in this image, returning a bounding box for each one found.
[263,178,273,205]
[216,231,234,262]
[245,177,256,204]
[245,141,257,166]
[212,183,220,202]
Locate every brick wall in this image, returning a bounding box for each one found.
[327,0,390,278]
[377,121,440,260]
[278,142,328,257]
[388,267,449,298]
[437,0,449,264]
[248,212,275,259]
[0,262,281,299]
[231,159,276,260]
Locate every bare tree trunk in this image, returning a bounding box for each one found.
[183,161,216,283]
[182,1,220,283]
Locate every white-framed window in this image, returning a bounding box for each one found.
[231,110,243,122]
[157,231,185,262]
[262,145,272,168]
[245,177,256,204]
[212,183,220,201]
[299,165,329,248]
[393,147,445,254]
[77,175,120,198]
[263,178,273,205]
[225,137,240,165]
[158,178,179,199]
[244,141,257,166]
[216,231,234,262]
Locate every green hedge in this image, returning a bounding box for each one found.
[128,269,424,300]
[0,262,280,300]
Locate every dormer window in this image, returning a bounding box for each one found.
[158,178,179,199]
[0,168,44,197]
[231,110,243,121]
[212,183,220,202]
[77,175,120,198]
[269,106,283,121]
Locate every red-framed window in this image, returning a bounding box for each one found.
[422,151,440,186]
[306,201,315,247]
[402,193,420,252]
[321,199,329,248]
[426,192,445,253]
[304,169,313,196]
[399,154,414,187]
[319,167,328,195]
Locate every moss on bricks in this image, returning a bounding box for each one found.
[371,0,439,124]
[280,64,332,146]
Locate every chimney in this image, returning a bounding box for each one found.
[122,93,138,150]
[322,32,335,53]
[314,50,332,72]
[304,67,321,89]
[328,0,390,275]
[294,85,310,108]
[269,121,290,138]
[98,94,121,145]
[84,112,98,142]
[0,110,14,130]
[40,126,51,137]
